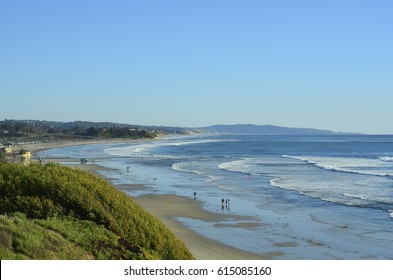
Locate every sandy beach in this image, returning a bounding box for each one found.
[23,140,267,259]
[134,195,268,259]
[19,139,134,154]
[17,136,393,260]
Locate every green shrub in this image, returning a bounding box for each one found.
[0,163,194,260]
[0,214,93,259]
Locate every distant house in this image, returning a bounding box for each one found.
[1,142,13,154]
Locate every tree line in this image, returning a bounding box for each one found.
[0,120,158,141]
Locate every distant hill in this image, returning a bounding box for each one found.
[1,120,347,140]
[197,124,339,135]
[0,119,193,142]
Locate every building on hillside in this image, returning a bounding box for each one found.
[1,142,14,154]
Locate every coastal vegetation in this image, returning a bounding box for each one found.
[0,119,196,143]
[0,150,5,162]
[0,119,158,141]
[0,162,194,260]
[0,120,343,145]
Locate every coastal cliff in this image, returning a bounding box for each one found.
[0,162,194,260]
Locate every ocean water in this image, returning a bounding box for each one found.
[39,134,393,259]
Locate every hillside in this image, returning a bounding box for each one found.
[0,119,196,142]
[0,163,194,260]
[1,120,347,143]
[198,124,339,135]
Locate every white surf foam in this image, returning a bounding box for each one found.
[104,138,226,158]
[218,159,253,175]
[172,161,205,175]
[283,155,393,177]
[379,156,393,162]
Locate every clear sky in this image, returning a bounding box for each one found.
[1,0,392,133]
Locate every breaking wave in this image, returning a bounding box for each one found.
[282,155,393,177]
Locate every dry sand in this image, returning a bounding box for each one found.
[25,140,270,259]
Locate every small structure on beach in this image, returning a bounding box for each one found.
[20,149,31,159]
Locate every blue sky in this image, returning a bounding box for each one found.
[1,0,392,133]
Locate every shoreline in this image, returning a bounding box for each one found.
[27,139,267,259]
[19,138,150,154]
[134,195,266,259]
[14,136,393,260]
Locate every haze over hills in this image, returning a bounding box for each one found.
[0,120,351,142]
[197,124,344,135]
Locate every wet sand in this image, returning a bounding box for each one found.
[134,194,270,259]
[27,140,271,259]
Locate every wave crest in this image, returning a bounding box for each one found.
[283,155,393,177]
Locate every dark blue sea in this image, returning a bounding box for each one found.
[40,134,393,259]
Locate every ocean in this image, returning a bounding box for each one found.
[39,134,393,259]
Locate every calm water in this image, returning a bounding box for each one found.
[40,134,393,259]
